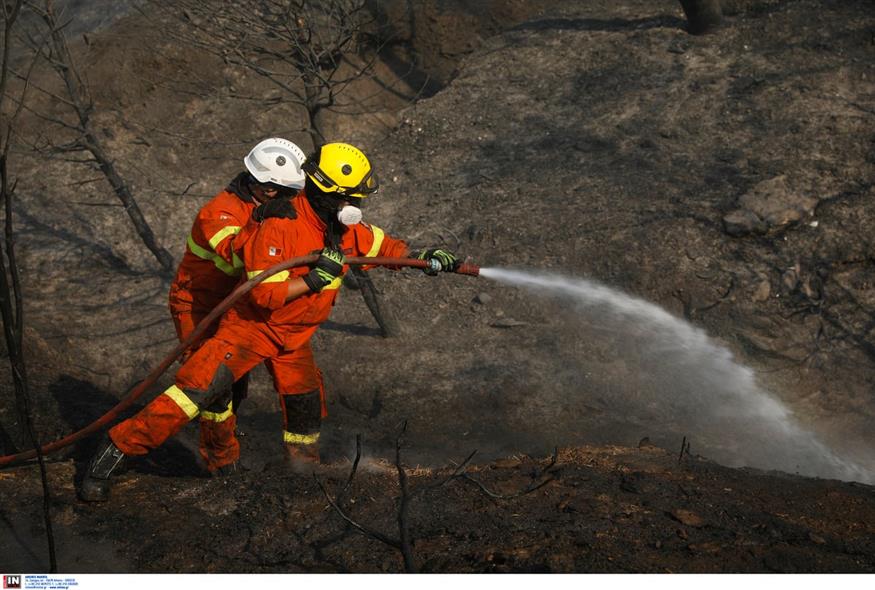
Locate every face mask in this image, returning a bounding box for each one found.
[337,205,362,226]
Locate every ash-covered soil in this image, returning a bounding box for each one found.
[2,444,875,573]
[1,0,874,573]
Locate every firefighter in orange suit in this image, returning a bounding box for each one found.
[79,142,460,502]
[167,138,307,475]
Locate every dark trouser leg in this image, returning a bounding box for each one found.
[268,342,324,466]
[95,338,262,492]
[281,389,322,464]
[231,373,250,414]
[171,304,248,470]
[199,373,250,473]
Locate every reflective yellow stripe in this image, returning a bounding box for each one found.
[322,277,342,291]
[247,269,290,283]
[283,431,320,445]
[164,385,199,419]
[200,400,233,423]
[365,225,385,258]
[187,234,238,276]
[208,225,241,250]
[231,251,244,270]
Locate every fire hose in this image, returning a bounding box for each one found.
[0,255,480,468]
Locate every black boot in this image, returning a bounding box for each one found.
[211,461,240,478]
[78,436,126,502]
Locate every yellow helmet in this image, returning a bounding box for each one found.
[303,142,379,198]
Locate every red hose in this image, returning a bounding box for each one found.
[0,256,479,468]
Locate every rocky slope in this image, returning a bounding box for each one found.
[347,0,875,472]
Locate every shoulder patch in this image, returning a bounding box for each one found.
[268,246,283,257]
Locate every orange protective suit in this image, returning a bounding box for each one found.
[110,193,408,469]
[163,173,259,470]
[168,173,257,331]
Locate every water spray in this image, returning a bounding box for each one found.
[477,267,872,484]
[5,258,867,485]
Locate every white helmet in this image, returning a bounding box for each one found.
[244,138,307,189]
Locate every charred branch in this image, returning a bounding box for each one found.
[394,421,415,573]
[0,0,57,571]
[315,475,405,554]
[429,450,478,490]
[456,448,559,501]
[338,432,362,501]
[316,424,418,572]
[314,436,563,570]
[145,0,385,149]
[20,0,174,273]
[78,132,174,271]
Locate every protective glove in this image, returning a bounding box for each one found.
[252,198,297,222]
[302,247,345,292]
[416,248,459,276]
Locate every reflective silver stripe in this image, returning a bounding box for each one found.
[164,385,199,419]
[247,269,290,283]
[186,234,238,276]
[208,225,241,250]
[200,400,233,423]
[365,225,385,258]
[283,431,320,445]
[89,440,126,478]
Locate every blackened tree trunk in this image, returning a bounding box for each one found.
[679,0,723,35]
[0,2,57,570]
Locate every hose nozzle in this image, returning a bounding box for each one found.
[455,262,480,276]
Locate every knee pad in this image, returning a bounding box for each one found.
[183,363,235,412]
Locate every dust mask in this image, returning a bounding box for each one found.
[337,205,362,226]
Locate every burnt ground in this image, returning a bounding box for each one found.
[2,444,875,573]
[1,0,875,574]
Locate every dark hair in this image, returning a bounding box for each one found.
[304,175,328,198]
[248,174,296,198]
